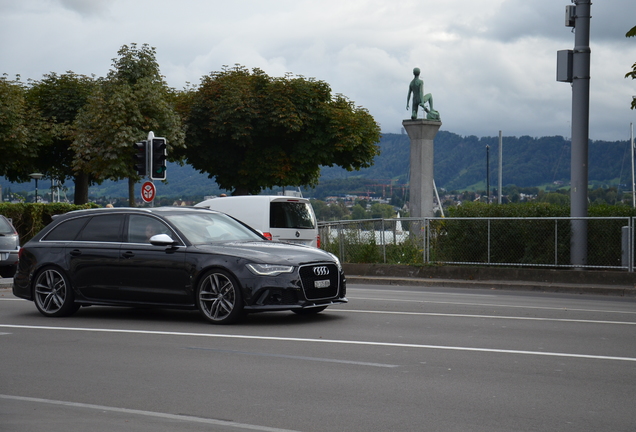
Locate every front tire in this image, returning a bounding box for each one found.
[196,270,244,324]
[33,267,78,317]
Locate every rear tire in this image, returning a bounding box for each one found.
[196,270,244,324]
[33,267,78,317]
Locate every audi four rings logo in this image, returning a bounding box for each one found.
[313,266,329,276]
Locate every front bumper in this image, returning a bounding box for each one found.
[244,297,348,312]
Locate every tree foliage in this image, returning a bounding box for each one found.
[626,26,636,110]
[27,72,97,202]
[181,65,381,195]
[0,76,45,181]
[71,43,185,204]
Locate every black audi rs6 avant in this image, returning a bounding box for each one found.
[13,207,347,324]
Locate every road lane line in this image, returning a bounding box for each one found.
[1,324,635,363]
[186,346,399,368]
[0,394,301,432]
[347,296,636,315]
[348,295,636,315]
[336,309,636,325]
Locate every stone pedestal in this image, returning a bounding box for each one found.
[402,119,442,218]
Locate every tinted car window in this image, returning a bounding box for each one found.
[127,215,173,244]
[0,216,14,234]
[76,215,124,242]
[270,202,316,229]
[43,217,88,241]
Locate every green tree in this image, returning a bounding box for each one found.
[369,202,395,219]
[180,65,381,195]
[27,72,97,203]
[627,26,636,110]
[0,76,44,181]
[72,44,185,205]
[539,192,570,205]
[351,204,368,220]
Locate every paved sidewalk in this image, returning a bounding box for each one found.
[344,264,636,297]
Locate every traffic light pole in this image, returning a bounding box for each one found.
[147,131,155,207]
[569,0,591,269]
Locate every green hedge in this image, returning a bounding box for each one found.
[445,202,636,218]
[321,203,636,267]
[0,203,99,245]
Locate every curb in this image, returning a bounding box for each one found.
[345,275,636,297]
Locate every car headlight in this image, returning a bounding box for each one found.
[328,253,342,272]
[246,263,294,276]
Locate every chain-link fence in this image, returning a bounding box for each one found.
[319,217,634,271]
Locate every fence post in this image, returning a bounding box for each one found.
[381,219,386,264]
[487,219,491,264]
[338,222,344,262]
[554,219,558,266]
[622,225,630,270]
[424,218,428,263]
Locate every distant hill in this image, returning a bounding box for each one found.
[2,131,632,201]
[318,131,631,192]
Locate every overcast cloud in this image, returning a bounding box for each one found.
[1,0,635,141]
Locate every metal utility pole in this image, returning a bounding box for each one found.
[570,0,591,268]
[498,131,503,204]
[486,145,490,203]
[631,122,635,208]
[557,0,591,268]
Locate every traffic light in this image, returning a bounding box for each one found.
[150,137,167,180]
[132,141,147,176]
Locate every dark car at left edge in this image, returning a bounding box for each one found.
[12,207,347,324]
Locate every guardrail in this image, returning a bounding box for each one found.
[318,217,634,271]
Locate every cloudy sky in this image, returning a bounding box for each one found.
[2,0,636,141]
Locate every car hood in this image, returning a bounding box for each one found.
[191,241,334,264]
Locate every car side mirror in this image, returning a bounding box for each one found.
[149,234,176,247]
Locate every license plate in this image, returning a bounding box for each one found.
[314,279,330,289]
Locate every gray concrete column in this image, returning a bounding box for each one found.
[402,119,442,218]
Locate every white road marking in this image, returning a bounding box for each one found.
[1,324,635,363]
[336,309,636,325]
[347,294,636,315]
[0,394,301,432]
[186,346,399,368]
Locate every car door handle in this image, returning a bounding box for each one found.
[122,251,135,259]
[69,249,81,257]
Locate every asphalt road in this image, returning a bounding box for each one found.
[1,284,635,432]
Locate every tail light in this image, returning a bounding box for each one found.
[316,235,321,248]
[263,232,273,241]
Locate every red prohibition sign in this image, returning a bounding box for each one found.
[141,181,156,203]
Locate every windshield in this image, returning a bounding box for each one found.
[166,212,263,244]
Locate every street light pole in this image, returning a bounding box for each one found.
[498,131,503,204]
[631,122,635,208]
[486,145,490,203]
[29,173,44,203]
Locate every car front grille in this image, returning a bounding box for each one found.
[299,263,340,300]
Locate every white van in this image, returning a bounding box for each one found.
[195,195,320,248]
